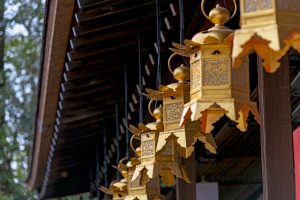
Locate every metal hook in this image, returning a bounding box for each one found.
[201,0,237,20]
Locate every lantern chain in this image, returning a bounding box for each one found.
[179,0,184,44]
[124,64,129,158]
[138,29,143,123]
[103,114,108,187]
[155,0,161,88]
[115,102,120,180]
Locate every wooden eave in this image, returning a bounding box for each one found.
[27,0,75,191]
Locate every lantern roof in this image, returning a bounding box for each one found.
[126,157,140,168]
[192,4,234,44]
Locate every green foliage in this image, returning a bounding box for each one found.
[0,0,44,199]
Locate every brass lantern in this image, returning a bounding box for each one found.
[144,53,217,155]
[170,2,260,133]
[129,100,190,187]
[101,144,164,200]
[125,141,164,200]
[232,0,300,72]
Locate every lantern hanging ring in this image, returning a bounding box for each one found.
[168,53,180,75]
[148,99,156,117]
[119,156,128,164]
[130,135,140,155]
[201,0,237,20]
[109,179,118,187]
[112,156,128,170]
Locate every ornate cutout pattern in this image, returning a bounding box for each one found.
[203,58,230,86]
[190,60,201,91]
[245,0,272,13]
[142,140,155,157]
[165,102,183,121]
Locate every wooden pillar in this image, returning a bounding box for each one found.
[257,56,295,200]
[176,153,196,200]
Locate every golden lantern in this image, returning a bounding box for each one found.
[170,1,260,134]
[125,137,164,200]
[129,100,190,187]
[144,53,217,155]
[101,143,164,200]
[232,0,300,72]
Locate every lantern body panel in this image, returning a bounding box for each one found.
[141,131,158,165]
[179,33,259,132]
[158,83,202,156]
[140,131,178,166]
[233,0,300,72]
[189,43,250,102]
[190,44,232,101]
[231,57,250,102]
[163,84,189,130]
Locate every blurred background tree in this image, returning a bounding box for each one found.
[0,0,44,199]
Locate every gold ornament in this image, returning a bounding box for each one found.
[129,100,190,187]
[125,141,164,200]
[101,141,165,200]
[170,2,260,134]
[144,53,217,155]
[232,0,300,73]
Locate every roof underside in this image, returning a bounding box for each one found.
[28,0,299,199]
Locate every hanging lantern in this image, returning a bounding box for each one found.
[100,157,129,200]
[100,159,129,200]
[125,137,164,200]
[170,1,260,133]
[232,0,300,72]
[101,144,164,200]
[144,53,217,155]
[129,100,190,187]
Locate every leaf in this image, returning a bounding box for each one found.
[180,166,191,184]
[145,164,158,178]
[184,39,200,48]
[160,170,175,186]
[156,132,171,153]
[112,181,127,190]
[183,145,195,158]
[203,36,220,44]
[131,166,144,182]
[143,88,163,100]
[128,124,141,136]
[236,106,250,132]
[197,131,217,154]
[172,42,187,49]
[169,48,190,57]
[99,186,113,195]
[158,85,176,93]
[140,168,150,185]
[138,123,151,132]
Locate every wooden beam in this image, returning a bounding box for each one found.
[176,153,196,200]
[257,56,295,200]
[70,25,155,50]
[26,0,75,191]
[75,1,155,24]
